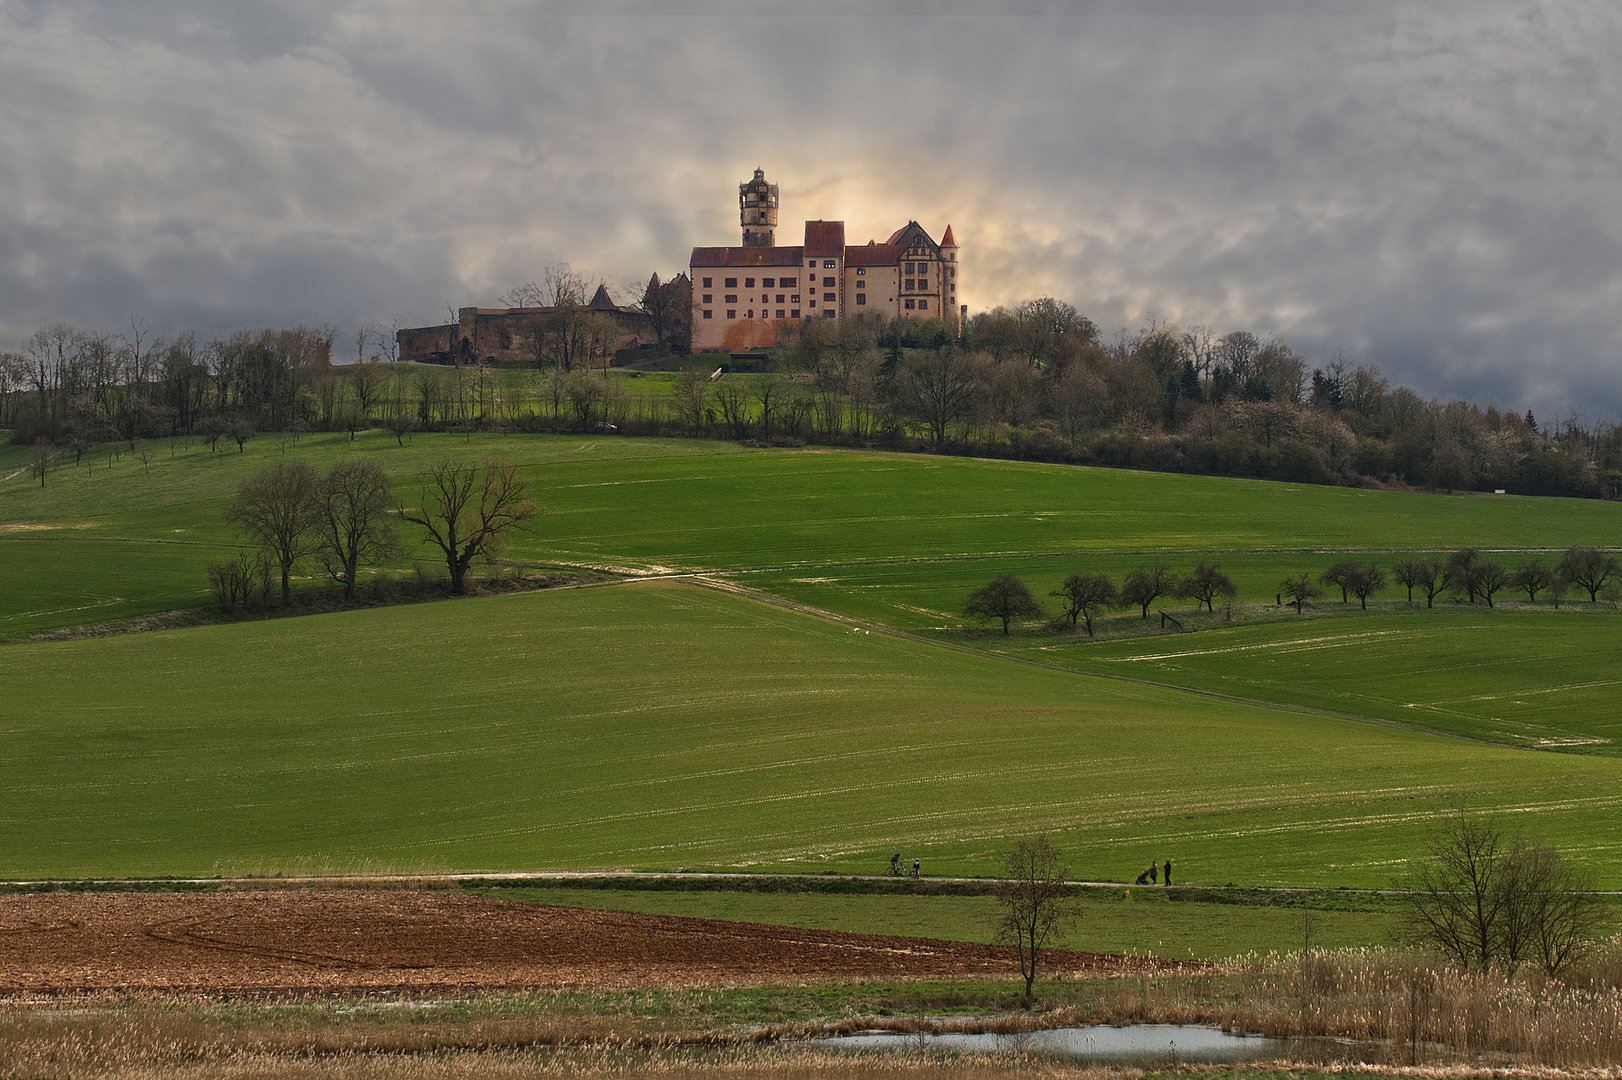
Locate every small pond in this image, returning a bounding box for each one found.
[820,1023,1323,1065]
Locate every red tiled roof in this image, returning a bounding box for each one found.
[690,246,806,268]
[803,220,846,257]
[941,224,957,247]
[844,243,905,267]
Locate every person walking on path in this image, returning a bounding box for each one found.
[1148,862,1157,884]
[1163,859,1172,885]
[891,853,901,876]
[912,858,920,879]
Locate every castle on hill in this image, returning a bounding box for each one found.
[689,168,960,352]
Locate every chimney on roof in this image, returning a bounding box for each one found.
[739,168,779,247]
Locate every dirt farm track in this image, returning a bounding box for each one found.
[0,890,1172,996]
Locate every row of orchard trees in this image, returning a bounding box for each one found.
[966,546,1622,635]
[214,459,536,606]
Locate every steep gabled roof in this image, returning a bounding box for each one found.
[803,220,846,257]
[844,243,905,267]
[590,284,617,309]
[884,221,941,254]
[940,224,957,248]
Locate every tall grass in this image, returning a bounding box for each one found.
[1215,939,1622,1068]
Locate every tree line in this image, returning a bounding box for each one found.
[8,298,1622,501]
[966,546,1622,636]
[212,459,536,608]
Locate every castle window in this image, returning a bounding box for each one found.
[775,294,785,303]
[703,277,713,288]
[791,309,800,318]
[791,294,801,303]
[724,294,738,303]
[702,310,713,319]
[855,294,867,306]
[746,310,754,318]
[855,280,864,290]
[905,279,915,290]
[702,295,712,304]
[904,262,914,273]
[856,267,865,275]
[725,277,737,288]
[905,299,915,310]
[918,300,928,310]
[726,310,736,319]
[823,292,834,302]
[809,300,816,307]
[763,278,775,288]
[744,277,755,288]
[775,310,785,319]
[823,260,837,268]
[762,295,769,303]
[781,276,796,287]
[822,276,835,287]
[823,310,836,317]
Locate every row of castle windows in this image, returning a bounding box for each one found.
[703,276,802,289]
[698,296,926,316]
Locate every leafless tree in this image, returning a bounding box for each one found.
[1120,560,1178,619]
[1179,562,1237,612]
[27,437,53,487]
[965,573,1044,635]
[1051,572,1116,636]
[225,461,322,602]
[1280,573,1323,613]
[993,835,1079,1002]
[1510,560,1553,602]
[1400,810,1600,977]
[894,345,982,447]
[314,460,401,597]
[1556,545,1620,602]
[397,460,537,594]
[1393,557,1440,606]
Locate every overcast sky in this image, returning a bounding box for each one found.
[3,1,1620,417]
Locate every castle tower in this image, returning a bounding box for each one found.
[739,167,778,247]
[940,223,961,335]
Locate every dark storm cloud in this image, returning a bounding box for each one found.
[1,1,1619,414]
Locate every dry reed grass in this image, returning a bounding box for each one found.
[1212,938,1622,1068]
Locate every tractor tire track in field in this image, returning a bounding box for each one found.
[680,574,1520,750]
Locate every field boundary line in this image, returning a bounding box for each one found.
[681,575,1516,750]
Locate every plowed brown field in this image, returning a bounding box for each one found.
[0,890,1176,996]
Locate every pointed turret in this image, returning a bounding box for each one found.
[589,283,616,310]
[941,224,957,248]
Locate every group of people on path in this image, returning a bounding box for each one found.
[889,853,920,878]
[1135,859,1172,885]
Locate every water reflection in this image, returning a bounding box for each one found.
[822,1023,1298,1064]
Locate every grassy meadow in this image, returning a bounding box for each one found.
[3,580,1622,885]
[2,431,1621,890]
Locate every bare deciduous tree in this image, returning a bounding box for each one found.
[1280,573,1323,613]
[1393,556,1440,606]
[965,573,1044,635]
[1179,562,1237,612]
[1401,810,1601,977]
[315,460,401,597]
[225,461,322,602]
[1051,572,1116,636]
[1120,560,1178,619]
[397,460,537,594]
[993,835,1079,1002]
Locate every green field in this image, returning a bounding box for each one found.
[3,580,1621,885]
[473,885,1406,961]
[3,432,1621,889]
